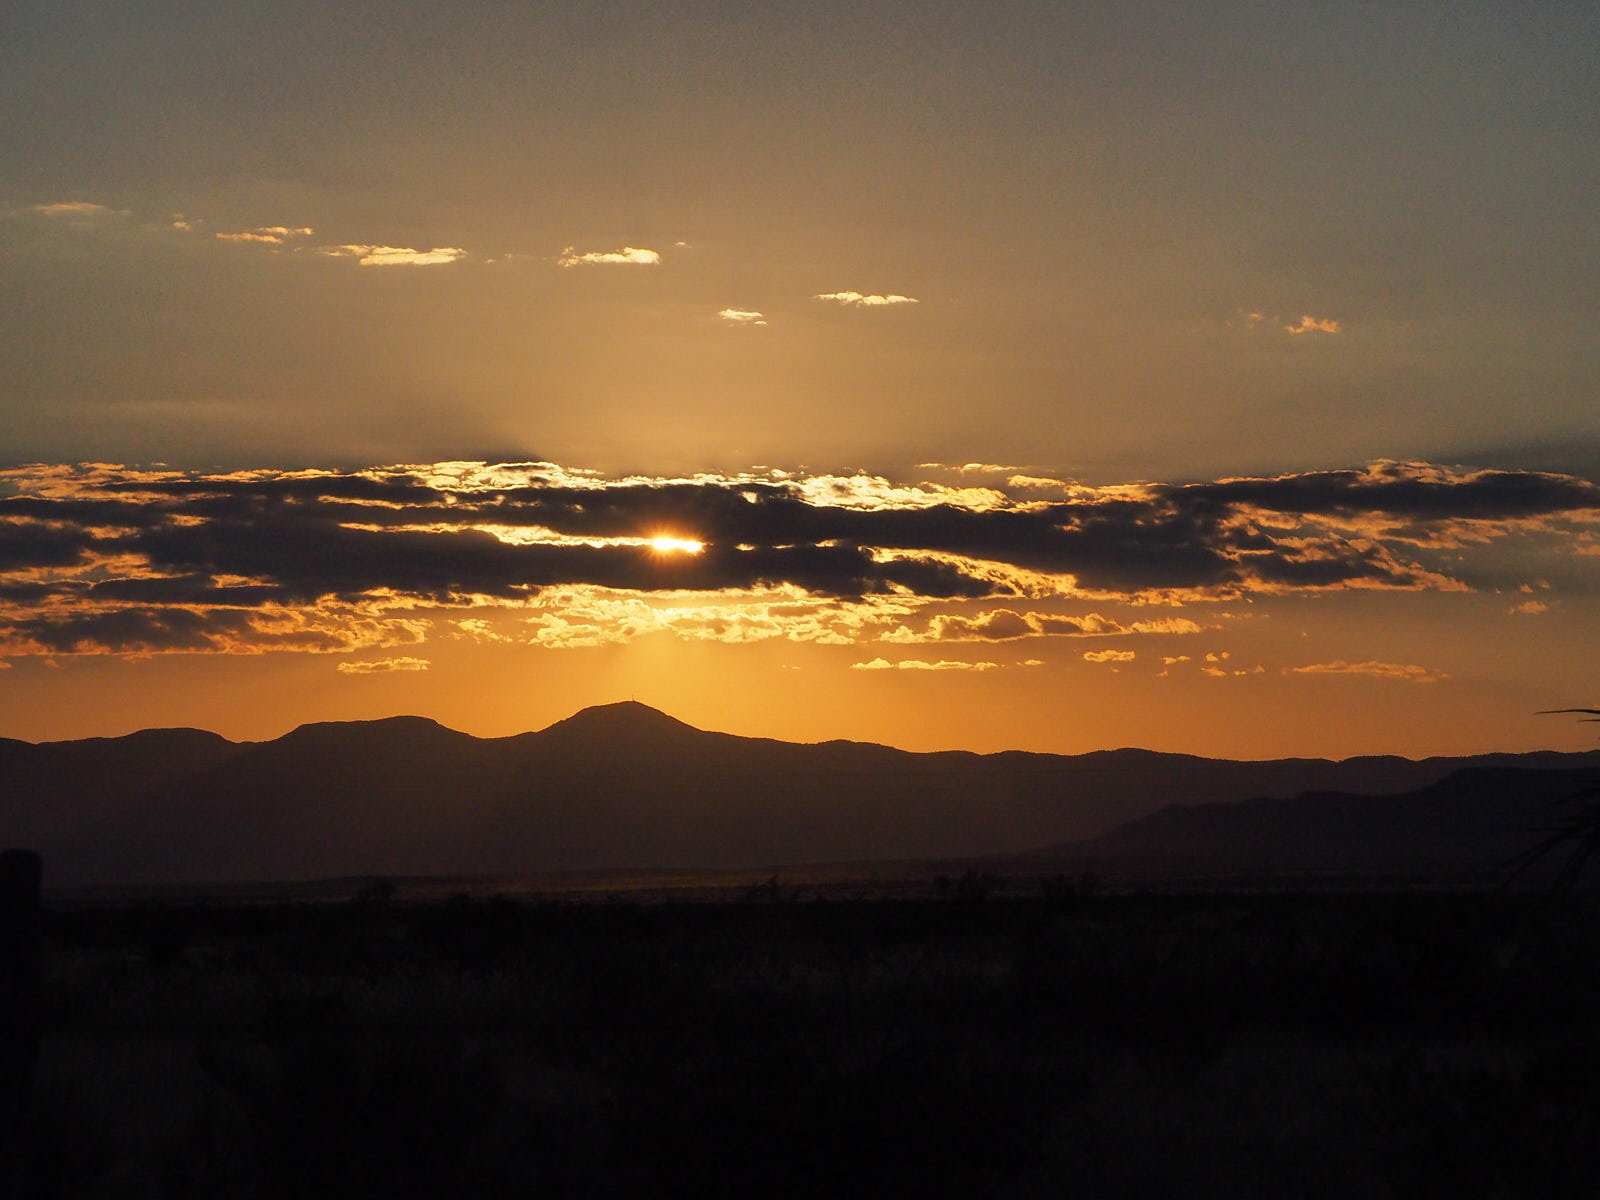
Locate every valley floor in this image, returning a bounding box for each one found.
[11,886,1600,1197]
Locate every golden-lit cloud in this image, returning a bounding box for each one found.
[1284,314,1342,335]
[216,226,314,245]
[0,460,1593,663]
[1289,660,1444,683]
[718,309,767,325]
[557,246,661,267]
[319,244,467,266]
[1083,649,1135,664]
[881,608,1203,642]
[792,473,1009,511]
[1233,310,1342,337]
[813,291,919,307]
[851,657,998,671]
[1509,599,1550,616]
[336,656,430,674]
[516,587,911,649]
[28,201,127,219]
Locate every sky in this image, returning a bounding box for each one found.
[1,1,1596,758]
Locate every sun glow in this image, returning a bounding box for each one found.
[651,537,705,554]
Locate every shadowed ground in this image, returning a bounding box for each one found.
[18,885,1600,1198]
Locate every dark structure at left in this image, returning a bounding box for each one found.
[1,849,42,1199]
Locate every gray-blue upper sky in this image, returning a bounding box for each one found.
[4,1,1595,479]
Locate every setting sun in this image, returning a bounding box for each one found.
[650,536,705,554]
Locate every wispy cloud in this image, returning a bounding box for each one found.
[557,246,661,267]
[1285,314,1342,336]
[1234,309,1342,336]
[852,658,998,671]
[318,244,466,267]
[336,656,430,674]
[1289,660,1443,683]
[813,291,919,307]
[29,201,127,219]
[1083,649,1135,664]
[882,608,1202,643]
[719,308,767,325]
[216,225,314,245]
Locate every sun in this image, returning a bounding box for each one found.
[650,536,705,554]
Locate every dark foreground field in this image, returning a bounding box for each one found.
[13,882,1600,1198]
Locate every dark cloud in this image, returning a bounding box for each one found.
[0,518,98,570]
[1,461,1594,656]
[1165,466,1600,523]
[9,607,259,655]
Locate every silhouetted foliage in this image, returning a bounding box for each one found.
[1510,708,1600,892]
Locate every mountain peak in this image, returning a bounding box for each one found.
[277,715,461,746]
[544,701,700,737]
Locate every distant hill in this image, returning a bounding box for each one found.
[1019,765,1600,885]
[3,701,1598,887]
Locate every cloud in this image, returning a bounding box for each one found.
[1285,314,1341,336]
[1509,599,1550,616]
[319,244,466,266]
[1289,660,1444,683]
[337,656,430,674]
[521,588,901,649]
[557,246,661,267]
[851,657,998,671]
[1,604,429,658]
[216,226,314,245]
[882,608,1203,642]
[1083,649,1135,664]
[0,459,1593,659]
[719,309,767,325]
[29,201,126,219]
[813,291,919,307]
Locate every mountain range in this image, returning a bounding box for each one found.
[3,701,1597,888]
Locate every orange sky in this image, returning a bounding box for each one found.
[1,4,1596,758]
[0,461,1594,758]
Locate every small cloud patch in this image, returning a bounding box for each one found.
[852,657,998,672]
[558,246,661,267]
[216,226,313,245]
[1285,314,1341,336]
[1290,660,1443,683]
[321,245,466,267]
[813,291,919,308]
[337,656,430,674]
[719,308,767,325]
[30,201,126,219]
[1083,649,1135,664]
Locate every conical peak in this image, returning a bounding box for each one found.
[547,701,698,736]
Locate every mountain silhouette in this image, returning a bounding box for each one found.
[3,704,1598,887]
[538,699,702,740]
[1023,765,1600,883]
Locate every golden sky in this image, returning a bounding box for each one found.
[1,3,1596,757]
